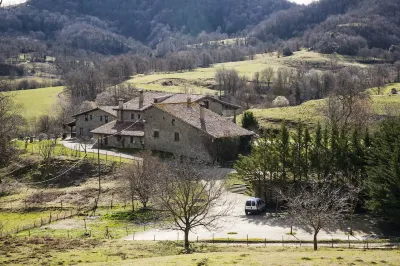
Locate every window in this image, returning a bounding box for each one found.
[104,137,108,145]
[153,130,159,138]
[85,114,88,121]
[89,115,93,120]
[172,119,175,126]
[204,101,209,109]
[100,116,103,121]
[174,132,180,142]
[130,136,134,143]
[116,135,121,141]
[105,115,109,123]
[79,128,83,135]
[131,113,135,120]
[138,114,141,119]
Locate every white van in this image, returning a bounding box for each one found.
[245,198,266,215]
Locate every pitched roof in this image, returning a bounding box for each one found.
[72,106,117,118]
[119,91,240,111]
[91,121,144,137]
[161,94,205,104]
[120,92,173,111]
[154,103,254,139]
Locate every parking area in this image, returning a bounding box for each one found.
[124,187,382,242]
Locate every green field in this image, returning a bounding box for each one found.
[7,86,64,119]
[242,83,400,129]
[127,50,363,94]
[0,238,398,265]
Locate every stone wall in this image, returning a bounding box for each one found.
[143,107,213,161]
[75,109,117,139]
[120,110,145,122]
[93,133,144,149]
[202,98,236,117]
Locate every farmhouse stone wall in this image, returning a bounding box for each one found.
[203,98,236,117]
[143,107,213,161]
[94,133,144,149]
[76,109,117,139]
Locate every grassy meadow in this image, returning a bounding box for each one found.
[127,50,364,94]
[241,83,400,129]
[7,86,64,119]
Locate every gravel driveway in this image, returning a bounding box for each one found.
[124,170,382,242]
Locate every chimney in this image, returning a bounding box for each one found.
[200,103,205,121]
[187,97,192,107]
[118,98,124,121]
[139,90,144,108]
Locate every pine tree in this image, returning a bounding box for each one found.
[241,111,259,131]
[291,122,303,183]
[277,121,290,180]
[366,118,400,225]
[303,127,311,180]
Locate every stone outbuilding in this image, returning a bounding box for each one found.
[72,106,117,139]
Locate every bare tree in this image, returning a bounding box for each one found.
[38,140,55,163]
[371,65,389,95]
[215,68,242,96]
[154,158,230,253]
[323,69,371,131]
[0,92,24,169]
[261,66,274,87]
[394,61,400,82]
[279,180,352,250]
[120,152,163,211]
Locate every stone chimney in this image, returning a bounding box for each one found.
[187,97,192,107]
[118,98,124,121]
[139,90,144,108]
[200,103,205,121]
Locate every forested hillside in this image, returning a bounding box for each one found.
[252,0,400,56]
[0,0,399,58]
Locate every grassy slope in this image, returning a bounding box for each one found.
[6,86,64,119]
[244,83,400,129]
[127,50,364,94]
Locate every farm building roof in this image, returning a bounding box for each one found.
[72,106,118,118]
[91,121,144,137]
[154,103,254,139]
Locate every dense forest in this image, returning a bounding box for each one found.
[0,0,399,58]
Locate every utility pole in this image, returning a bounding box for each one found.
[94,137,101,215]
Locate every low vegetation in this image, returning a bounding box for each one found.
[0,238,398,265]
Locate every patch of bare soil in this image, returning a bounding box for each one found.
[45,218,84,230]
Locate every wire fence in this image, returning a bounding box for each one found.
[19,141,135,166]
[0,207,82,238]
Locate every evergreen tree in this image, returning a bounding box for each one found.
[241,111,259,131]
[291,122,303,182]
[277,121,290,180]
[234,134,277,201]
[366,118,400,225]
[303,127,311,180]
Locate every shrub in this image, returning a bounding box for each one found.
[241,111,259,131]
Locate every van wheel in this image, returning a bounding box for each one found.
[245,212,249,215]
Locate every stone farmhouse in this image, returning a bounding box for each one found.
[69,106,117,139]
[70,91,254,161]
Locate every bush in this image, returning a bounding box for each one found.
[241,111,259,131]
[282,47,293,57]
